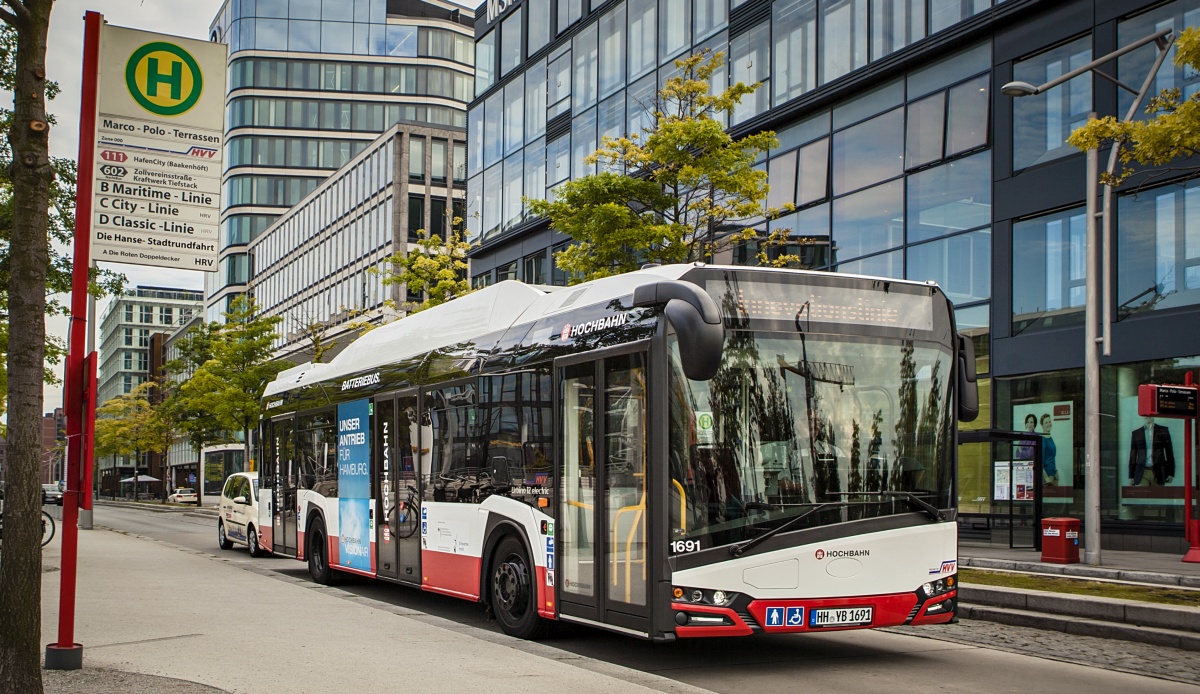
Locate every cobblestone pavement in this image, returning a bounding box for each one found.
[887,620,1200,687]
[44,668,229,694]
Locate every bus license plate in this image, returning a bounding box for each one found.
[809,606,873,628]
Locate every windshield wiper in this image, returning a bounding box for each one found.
[826,491,944,522]
[728,502,852,558]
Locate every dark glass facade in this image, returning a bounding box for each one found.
[467,0,1200,551]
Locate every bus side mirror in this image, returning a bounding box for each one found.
[633,280,725,381]
[957,334,979,423]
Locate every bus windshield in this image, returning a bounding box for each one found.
[667,330,954,552]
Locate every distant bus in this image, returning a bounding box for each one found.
[255,263,978,640]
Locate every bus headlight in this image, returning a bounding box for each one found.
[712,590,728,605]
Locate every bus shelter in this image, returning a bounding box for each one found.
[957,429,1044,551]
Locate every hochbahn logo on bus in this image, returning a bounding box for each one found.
[815,549,869,559]
[560,312,629,340]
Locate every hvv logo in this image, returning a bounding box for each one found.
[486,0,514,23]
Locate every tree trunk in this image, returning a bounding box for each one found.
[0,2,55,692]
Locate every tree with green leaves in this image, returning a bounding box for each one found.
[161,320,230,498]
[380,224,472,313]
[1067,27,1200,186]
[93,381,171,502]
[527,51,794,282]
[180,296,286,469]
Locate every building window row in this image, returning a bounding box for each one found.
[1013,178,1200,335]
[224,11,470,62]
[231,56,472,97]
[228,95,469,134]
[225,174,325,209]
[476,0,991,101]
[228,135,372,171]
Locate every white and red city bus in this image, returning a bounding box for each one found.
[255,263,978,640]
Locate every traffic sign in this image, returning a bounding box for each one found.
[90,24,226,272]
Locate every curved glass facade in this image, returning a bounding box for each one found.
[207,0,473,315]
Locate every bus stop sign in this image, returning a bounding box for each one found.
[1138,384,1199,418]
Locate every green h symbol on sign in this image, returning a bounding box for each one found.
[144,57,183,101]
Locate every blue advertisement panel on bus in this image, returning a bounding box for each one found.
[337,399,371,571]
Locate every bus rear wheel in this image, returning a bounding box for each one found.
[490,535,551,640]
[307,518,335,585]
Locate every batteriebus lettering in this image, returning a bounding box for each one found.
[562,313,628,339]
[341,372,381,391]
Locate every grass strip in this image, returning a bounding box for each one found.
[960,568,1200,608]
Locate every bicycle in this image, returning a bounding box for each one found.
[395,485,420,539]
[0,509,56,550]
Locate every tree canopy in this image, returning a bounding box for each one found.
[380,223,472,313]
[528,51,792,282]
[1067,27,1200,186]
[175,296,285,468]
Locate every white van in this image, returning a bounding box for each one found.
[217,471,266,557]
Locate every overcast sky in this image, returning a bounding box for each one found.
[34,0,225,412]
[26,0,478,413]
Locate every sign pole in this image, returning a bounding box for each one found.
[46,10,102,671]
[1184,371,1200,563]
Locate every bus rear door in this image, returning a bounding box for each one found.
[556,347,651,636]
[271,416,299,556]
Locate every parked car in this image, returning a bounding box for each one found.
[41,484,63,506]
[217,472,265,557]
[167,488,198,504]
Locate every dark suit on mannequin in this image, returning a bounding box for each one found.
[1128,421,1175,485]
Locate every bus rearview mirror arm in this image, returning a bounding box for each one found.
[632,280,725,381]
[956,334,979,423]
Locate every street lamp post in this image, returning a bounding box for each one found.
[1003,29,1175,565]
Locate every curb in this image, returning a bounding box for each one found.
[94,499,205,514]
[960,583,1200,651]
[961,555,1200,589]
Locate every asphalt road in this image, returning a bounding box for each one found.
[80,504,1200,693]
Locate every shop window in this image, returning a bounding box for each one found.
[1102,356,1200,523]
[996,369,1082,518]
[1012,206,1086,334]
[1117,178,1200,317]
[497,261,519,282]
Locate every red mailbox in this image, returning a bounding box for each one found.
[1041,517,1081,564]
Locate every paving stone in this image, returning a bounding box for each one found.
[889,619,1200,686]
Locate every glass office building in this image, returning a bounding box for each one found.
[251,122,467,361]
[467,0,1200,552]
[206,0,474,323]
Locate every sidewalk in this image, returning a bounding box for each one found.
[960,542,1200,588]
[39,529,709,694]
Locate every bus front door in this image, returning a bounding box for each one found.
[375,391,421,584]
[557,350,651,635]
[272,416,298,556]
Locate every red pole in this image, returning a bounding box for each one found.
[82,352,97,511]
[47,10,102,670]
[1184,371,1200,563]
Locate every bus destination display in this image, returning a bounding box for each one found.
[708,279,934,332]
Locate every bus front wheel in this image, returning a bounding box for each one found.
[490,535,551,640]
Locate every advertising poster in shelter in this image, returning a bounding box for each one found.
[1117,395,1185,519]
[337,399,372,572]
[1011,401,1073,500]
